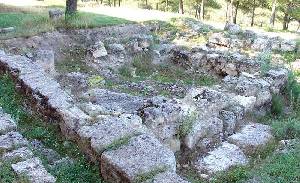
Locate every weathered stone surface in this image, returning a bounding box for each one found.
[0,132,28,151]
[0,27,15,33]
[219,110,237,136]
[108,43,125,53]
[101,134,176,183]
[224,22,241,35]
[48,9,64,20]
[33,49,55,75]
[84,88,144,114]
[2,147,33,162]
[195,142,248,175]
[90,41,108,58]
[0,109,17,135]
[184,117,223,149]
[78,114,148,153]
[143,171,190,183]
[280,40,296,52]
[141,96,186,143]
[11,157,56,183]
[228,123,273,155]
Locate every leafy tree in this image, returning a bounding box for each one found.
[277,0,300,30]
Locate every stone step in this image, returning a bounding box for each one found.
[77,114,149,154]
[228,123,274,155]
[101,134,176,183]
[194,142,248,176]
[11,157,56,183]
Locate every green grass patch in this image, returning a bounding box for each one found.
[134,167,167,183]
[0,74,103,183]
[0,4,131,39]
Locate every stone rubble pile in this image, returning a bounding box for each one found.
[208,23,298,52]
[167,45,261,76]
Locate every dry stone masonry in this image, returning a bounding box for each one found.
[0,108,56,183]
[0,21,294,182]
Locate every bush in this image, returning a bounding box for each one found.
[270,117,300,140]
[271,94,284,115]
[285,72,300,108]
[257,51,272,75]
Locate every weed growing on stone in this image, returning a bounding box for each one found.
[0,74,103,183]
[88,75,105,88]
[177,112,198,139]
[257,51,272,75]
[134,166,167,183]
[105,134,136,151]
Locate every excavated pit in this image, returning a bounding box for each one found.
[0,21,296,182]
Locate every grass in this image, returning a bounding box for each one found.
[0,4,131,39]
[210,140,300,183]
[0,74,103,183]
[118,52,216,87]
[134,167,167,183]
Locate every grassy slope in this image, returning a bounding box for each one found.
[0,4,131,39]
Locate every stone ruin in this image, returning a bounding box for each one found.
[0,21,297,182]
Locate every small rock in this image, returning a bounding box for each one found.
[49,9,64,20]
[0,27,15,33]
[90,41,108,58]
[224,22,241,34]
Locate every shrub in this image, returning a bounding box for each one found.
[270,117,300,140]
[118,65,133,78]
[257,51,272,75]
[285,72,300,108]
[271,94,284,115]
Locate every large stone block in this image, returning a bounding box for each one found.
[11,157,56,183]
[0,132,28,151]
[77,114,148,154]
[228,123,274,155]
[101,134,176,183]
[195,142,248,175]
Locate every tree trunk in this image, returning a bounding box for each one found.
[118,0,121,6]
[179,0,184,14]
[113,0,116,7]
[66,0,77,15]
[200,0,205,21]
[251,0,255,27]
[283,12,289,30]
[145,0,148,6]
[269,0,276,27]
[233,2,239,24]
[108,0,111,6]
[228,0,234,23]
[282,3,291,30]
[226,2,229,21]
[165,0,168,11]
[156,3,158,10]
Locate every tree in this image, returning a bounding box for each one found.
[240,0,267,26]
[179,0,184,14]
[269,0,277,27]
[66,0,78,15]
[277,0,300,30]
